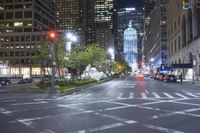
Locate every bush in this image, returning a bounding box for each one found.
[36,80,51,90]
[36,79,97,90]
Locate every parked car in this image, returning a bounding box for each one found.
[158,73,165,81]
[0,78,11,86]
[19,78,34,84]
[163,75,177,82]
[154,74,159,80]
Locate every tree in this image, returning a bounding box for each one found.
[113,60,132,75]
[32,41,66,77]
[65,44,106,78]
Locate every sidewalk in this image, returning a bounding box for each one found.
[177,79,200,87]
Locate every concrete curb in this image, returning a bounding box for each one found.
[57,78,113,95]
[0,78,113,95]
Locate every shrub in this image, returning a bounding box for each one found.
[36,80,50,90]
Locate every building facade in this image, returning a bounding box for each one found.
[0,0,56,76]
[115,7,144,65]
[94,0,114,50]
[144,0,168,68]
[166,0,200,80]
[56,0,96,44]
[124,22,138,71]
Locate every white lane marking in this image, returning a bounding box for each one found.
[141,92,147,99]
[78,130,86,133]
[104,106,130,111]
[163,93,174,99]
[124,120,137,124]
[152,93,161,98]
[197,93,200,96]
[175,93,188,99]
[185,93,199,98]
[145,90,149,94]
[144,124,185,133]
[129,92,134,99]
[89,123,124,132]
[85,94,92,97]
[117,93,123,99]
[11,101,47,106]
[184,107,200,113]
[1,99,17,103]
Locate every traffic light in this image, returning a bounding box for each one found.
[48,31,57,42]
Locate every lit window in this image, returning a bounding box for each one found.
[14,22,23,27]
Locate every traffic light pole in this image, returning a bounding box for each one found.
[50,42,56,93]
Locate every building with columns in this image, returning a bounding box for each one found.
[166,0,200,80]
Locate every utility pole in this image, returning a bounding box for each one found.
[48,31,57,93]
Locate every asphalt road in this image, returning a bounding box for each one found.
[0,76,200,133]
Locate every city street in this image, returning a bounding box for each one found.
[0,77,200,133]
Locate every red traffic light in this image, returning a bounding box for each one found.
[48,31,57,41]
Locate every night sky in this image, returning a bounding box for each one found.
[117,0,143,9]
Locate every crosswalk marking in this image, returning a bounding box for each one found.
[115,92,200,100]
[185,93,199,98]
[117,93,123,99]
[145,90,149,94]
[129,93,134,99]
[175,93,188,99]
[163,93,174,99]
[141,92,147,99]
[152,93,161,98]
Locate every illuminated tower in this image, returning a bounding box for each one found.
[124,21,138,71]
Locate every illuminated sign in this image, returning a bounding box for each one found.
[125,8,136,11]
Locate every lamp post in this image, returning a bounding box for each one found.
[150,58,154,76]
[65,33,77,78]
[65,33,77,54]
[108,48,114,77]
[48,31,57,93]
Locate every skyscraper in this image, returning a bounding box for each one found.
[144,0,156,28]
[94,0,114,49]
[56,0,96,44]
[124,22,138,71]
[0,0,56,76]
[114,8,144,65]
[94,0,114,29]
[144,0,168,68]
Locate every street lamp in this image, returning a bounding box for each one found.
[65,32,77,54]
[48,31,57,93]
[108,48,114,77]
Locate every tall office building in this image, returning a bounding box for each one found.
[0,0,56,76]
[56,0,96,44]
[144,0,156,28]
[94,0,114,29]
[94,0,114,49]
[144,0,168,68]
[114,8,144,65]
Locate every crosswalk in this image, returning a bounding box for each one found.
[115,92,200,99]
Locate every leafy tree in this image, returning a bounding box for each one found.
[66,44,106,78]
[32,41,66,77]
[113,60,132,74]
